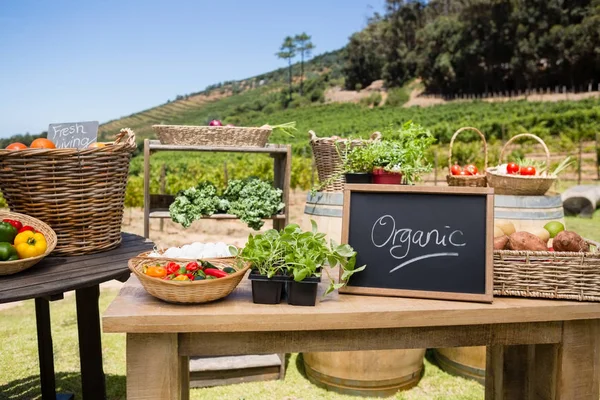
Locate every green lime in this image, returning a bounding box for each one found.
[543,221,565,238]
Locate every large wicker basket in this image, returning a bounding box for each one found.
[0,129,136,256]
[309,130,382,192]
[152,125,272,147]
[0,211,57,276]
[486,133,556,195]
[494,240,600,301]
[446,127,488,187]
[129,256,249,304]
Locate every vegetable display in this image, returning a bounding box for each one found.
[169,178,284,230]
[234,221,366,296]
[142,260,238,281]
[0,219,47,261]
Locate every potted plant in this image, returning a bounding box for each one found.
[372,122,436,185]
[235,221,366,306]
[339,143,377,184]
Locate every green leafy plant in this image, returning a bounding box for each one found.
[233,221,366,296]
[338,142,377,174]
[169,182,226,228]
[224,177,284,230]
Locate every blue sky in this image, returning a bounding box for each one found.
[0,0,384,137]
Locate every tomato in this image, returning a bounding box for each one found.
[145,266,167,278]
[450,163,462,175]
[30,138,56,149]
[6,142,27,150]
[88,142,106,148]
[506,162,520,174]
[458,171,469,176]
[520,166,536,176]
[464,164,478,175]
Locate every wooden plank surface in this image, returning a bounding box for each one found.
[103,275,600,333]
[148,141,289,154]
[0,233,154,303]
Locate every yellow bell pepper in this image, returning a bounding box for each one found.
[172,274,189,281]
[14,231,47,259]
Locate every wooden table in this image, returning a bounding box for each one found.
[103,275,600,400]
[0,233,153,400]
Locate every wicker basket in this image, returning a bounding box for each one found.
[446,127,488,187]
[0,211,57,276]
[486,133,556,195]
[152,125,272,147]
[494,240,600,301]
[129,256,250,304]
[0,129,136,256]
[309,130,382,192]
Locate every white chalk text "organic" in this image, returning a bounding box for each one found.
[370,215,466,273]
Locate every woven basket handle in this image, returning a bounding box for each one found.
[447,127,488,170]
[369,132,382,142]
[308,130,318,142]
[114,128,136,147]
[500,133,550,168]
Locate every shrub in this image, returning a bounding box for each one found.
[385,87,409,107]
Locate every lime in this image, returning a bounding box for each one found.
[543,221,565,238]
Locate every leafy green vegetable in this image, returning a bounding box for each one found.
[168,182,224,228]
[224,178,284,230]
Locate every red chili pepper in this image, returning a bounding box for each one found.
[165,262,179,275]
[186,273,195,280]
[18,225,36,234]
[3,219,23,231]
[204,268,228,278]
[185,261,200,272]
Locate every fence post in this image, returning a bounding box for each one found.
[578,139,583,185]
[159,164,166,232]
[596,133,600,181]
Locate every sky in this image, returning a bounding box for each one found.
[0,0,385,138]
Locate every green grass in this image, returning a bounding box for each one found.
[565,209,600,243]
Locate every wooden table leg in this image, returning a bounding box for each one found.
[485,320,600,400]
[75,285,106,400]
[35,297,56,400]
[127,333,184,400]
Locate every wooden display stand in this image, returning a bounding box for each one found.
[142,139,291,386]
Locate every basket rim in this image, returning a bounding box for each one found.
[152,124,272,132]
[494,239,600,256]
[129,257,250,287]
[0,211,57,265]
[447,174,486,180]
[486,167,556,180]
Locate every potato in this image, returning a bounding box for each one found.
[494,226,505,238]
[553,231,590,252]
[494,235,509,250]
[507,232,548,251]
[495,220,516,236]
[529,227,550,244]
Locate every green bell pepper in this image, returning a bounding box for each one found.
[0,242,18,261]
[0,222,17,244]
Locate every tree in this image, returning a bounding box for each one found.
[277,36,297,103]
[294,33,315,95]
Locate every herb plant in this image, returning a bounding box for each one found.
[234,221,366,296]
[339,142,377,174]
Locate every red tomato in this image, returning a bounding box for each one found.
[520,166,536,176]
[464,164,478,175]
[458,171,469,176]
[506,162,520,174]
[450,163,462,175]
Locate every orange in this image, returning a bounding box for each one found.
[30,138,56,149]
[5,142,27,150]
[88,142,106,148]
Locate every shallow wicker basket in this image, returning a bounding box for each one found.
[494,240,600,302]
[129,256,250,304]
[446,127,488,187]
[309,130,382,192]
[152,125,272,147]
[486,133,556,195]
[0,129,136,256]
[0,211,57,276]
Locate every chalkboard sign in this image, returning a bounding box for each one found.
[47,121,99,149]
[339,184,494,303]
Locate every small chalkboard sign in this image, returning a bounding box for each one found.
[339,184,494,303]
[47,121,99,149]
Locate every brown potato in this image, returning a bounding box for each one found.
[494,235,509,250]
[553,231,590,252]
[507,232,548,251]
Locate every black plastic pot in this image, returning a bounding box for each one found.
[344,172,372,184]
[286,276,321,306]
[248,270,290,304]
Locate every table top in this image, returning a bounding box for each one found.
[103,272,600,334]
[0,233,154,304]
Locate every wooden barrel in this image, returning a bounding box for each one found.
[302,191,426,396]
[433,194,566,383]
[494,193,565,232]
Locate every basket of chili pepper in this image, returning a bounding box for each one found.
[128,256,250,304]
[0,211,57,276]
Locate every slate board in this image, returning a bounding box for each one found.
[47,121,99,149]
[339,184,494,303]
